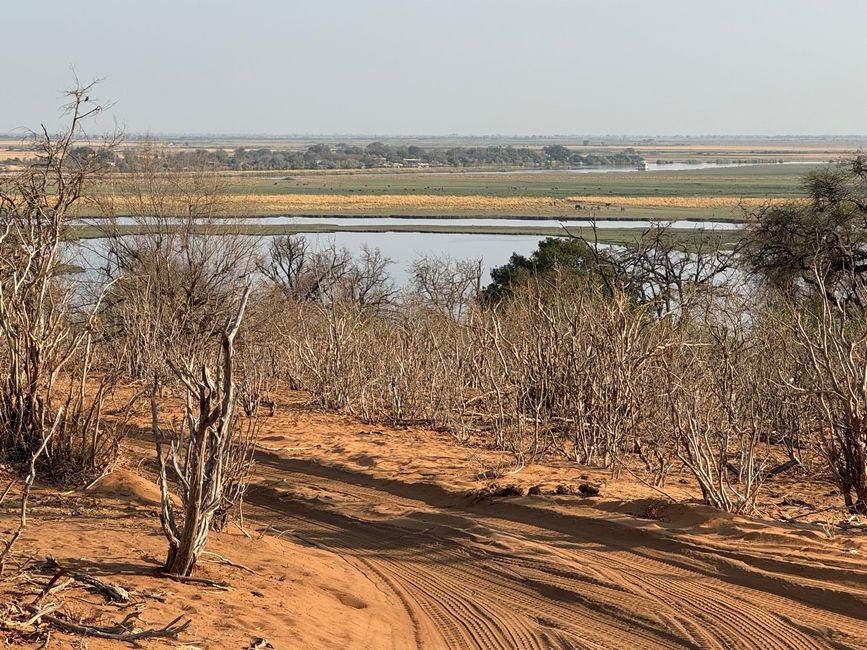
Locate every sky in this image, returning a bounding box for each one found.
[3,0,865,136]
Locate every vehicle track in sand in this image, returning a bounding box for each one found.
[244,450,867,649]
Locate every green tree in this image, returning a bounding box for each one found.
[745,157,867,307]
[542,144,571,164]
[483,237,599,303]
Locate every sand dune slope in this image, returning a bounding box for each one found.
[245,444,867,649]
[7,393,865,648]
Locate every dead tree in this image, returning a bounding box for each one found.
[96,141,258,380]
[409,253,482,320]
[258,234,352,303]
[150,286,254,576]
[0,81,122,483]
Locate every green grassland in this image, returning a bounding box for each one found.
[209,163,822,220]
[231,163,817,199]
[77,162,826,221]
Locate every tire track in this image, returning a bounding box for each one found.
[246,456,867,650]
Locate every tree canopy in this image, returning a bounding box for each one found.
[745,157,867,307]
[482,237,601,303]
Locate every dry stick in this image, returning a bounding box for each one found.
[35,629,51,650]
[0,419,58,575]
[256,443,312,453]
[200,551,256,574]
[83,462,117,491]
[783,503,844,523]
[232,519,253,540]
[42,559,130,603]
[161,573,230,589]
[104,386,148,416]
[41,613,190,641]
[33,571,75,605]
[0,479,17,505]
[24,603,65,627]
[256,525,295,541]
[616,458,680,505]
[0,602,65,633]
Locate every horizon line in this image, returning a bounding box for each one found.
[3,132,867,142]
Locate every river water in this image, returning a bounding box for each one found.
[70,231,553,285]
[223,216,741,230]
[476,160,820,174]
[73,160,787,283]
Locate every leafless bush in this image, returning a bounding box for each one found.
[259,235,353,303]
[461,277,672,468]
[788,270,867,513]
[150,288,256,576]
[355,305,470,428]
[261,242,829,513]
[662,316,761,512]
[273,269,673,467]
[408,254,481,319]
[289,299,369,411]
[584,222,739,320]
[0,421,56,575]
[0,82,123,484]
[258,235,396,313]
[174,220,867,516]
[95,142,257,379]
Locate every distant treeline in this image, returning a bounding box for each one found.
[70,143,644,171]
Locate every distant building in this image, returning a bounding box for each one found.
[402,158,429,168]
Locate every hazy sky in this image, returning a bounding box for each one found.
[3,0,865,136]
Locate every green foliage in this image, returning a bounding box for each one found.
[483,237,600,303]
[745,157,867,306]
[542,144,571,163]
[79,143,644,172]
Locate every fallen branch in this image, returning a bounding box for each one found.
[233,520,253,539]
[84,462,118,491]
[783,504,841,522]
[0,602,64,633]
[766,459,802,477]
[200,551,256,574]
[41,559,130,603]
[33,571,75,605]
[162,573,230,590]
[256,443,312,453]
[42,613,190,641]
[781,496,815,510]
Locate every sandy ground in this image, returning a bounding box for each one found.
[0,470,415,649]
[2,390,866,648]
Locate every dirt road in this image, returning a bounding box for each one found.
[244,449,867,650]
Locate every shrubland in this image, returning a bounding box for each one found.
[3,87,867,604]
[207,157,867,517]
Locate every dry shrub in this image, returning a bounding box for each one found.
[92,222,864,517]
[0,83,123,485]
[786,271,867,514]
[151,288,256,575]
[249,247,818,514]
